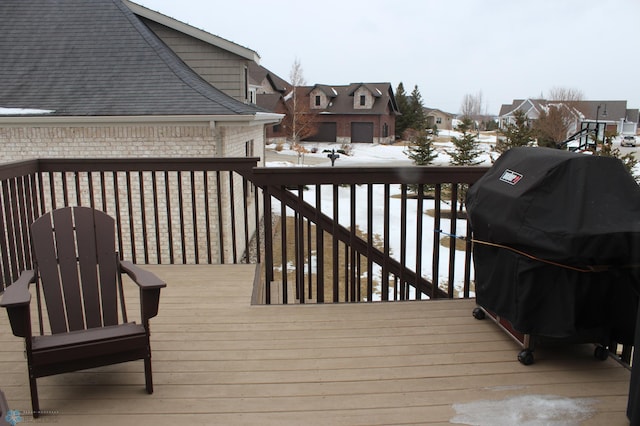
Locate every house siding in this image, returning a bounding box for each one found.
[143,19,249,103]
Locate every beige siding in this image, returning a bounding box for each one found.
[353,86,375,110]
[144,20,248,102]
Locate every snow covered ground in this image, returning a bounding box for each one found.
[265,132,494,300]
[265,130,496,168]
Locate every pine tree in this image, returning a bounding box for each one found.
[448,118,482,166]
[406,130,438,165]
[447,118,482,212]
[409,85,427,131]
[395,82,411,137]
[495,109,535,154]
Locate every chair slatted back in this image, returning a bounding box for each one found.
[30,207,120,334]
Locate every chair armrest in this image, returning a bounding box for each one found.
[119,261,166,324]
[0,270,35,308]
[120,261,166,290]
[0,270,35,338]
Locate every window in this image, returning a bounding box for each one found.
[360,95,366,106]
[243,67,248,102]
[315,95,321,106]
[383,123,389,138]
[436,117,442,124]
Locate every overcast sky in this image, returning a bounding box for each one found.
[135,0,640,115]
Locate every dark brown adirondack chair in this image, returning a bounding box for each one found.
[0,207,166,418]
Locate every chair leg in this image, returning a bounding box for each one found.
[144,356,153,394]
[29,375,40,419]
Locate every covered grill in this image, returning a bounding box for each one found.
[466,147,640,364]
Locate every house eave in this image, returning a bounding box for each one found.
[0,113,284,127]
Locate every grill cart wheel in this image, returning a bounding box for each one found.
[594,345,609,361]
[472,307,486,320]
[518,349,534,365]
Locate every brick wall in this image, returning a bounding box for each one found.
[0,121,266,265]
[0,124,218,162]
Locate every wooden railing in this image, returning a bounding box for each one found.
[0,158,634,365]
[250,166,488,304]
[0,158,262,290]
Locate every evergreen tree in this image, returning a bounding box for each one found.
[448,118,483,166]
[495,109,535,154]
[395,82,411,137]
[406,130,438,165]
[409,85,427,131]
[594,130,639,182]
[447,118,482,212]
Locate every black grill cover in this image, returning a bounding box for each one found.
[467,147,640,340]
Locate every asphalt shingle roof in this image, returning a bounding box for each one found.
[0,0,262,117]
[302,83,398,115]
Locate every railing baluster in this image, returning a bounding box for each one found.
[204,172,212,264]
[315,184,324,303]
[140,171,149,264]
[400,184,407,300]
[126,171,136,263]
[280,188,288,304]
[164,171,174,264]
[367,184,373,302]
[432,183,442,299]
[416,183,424,300]
[152,171,161,263]
[448,184,458,298]
[190,171,198,264]
[177,171,186,264]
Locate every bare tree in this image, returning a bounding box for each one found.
[460,91,483,121]
[548,87,584,103]
[535,87,584,147]
[285,58,317,143]
[460,91,490,129]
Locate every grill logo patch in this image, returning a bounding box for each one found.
[499,169,523,185]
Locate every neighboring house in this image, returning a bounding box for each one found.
[424,107,456,131]
[296,83,399,144]
[0,0,282,263]
[248,62,292,144]
[498,98,639,141]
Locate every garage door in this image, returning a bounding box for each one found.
[351,122,373,143]
[305,122,336,142]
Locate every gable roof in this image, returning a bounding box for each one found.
[305,83,399,115]
[248,62,291,94]
[0,0,265,118]
[500,98,638,123]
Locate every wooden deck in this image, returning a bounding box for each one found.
[0,264,633,425]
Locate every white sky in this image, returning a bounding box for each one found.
[135,0,640,115]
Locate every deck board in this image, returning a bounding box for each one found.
[0,264,633,425]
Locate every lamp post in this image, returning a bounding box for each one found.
[595,103,607,147]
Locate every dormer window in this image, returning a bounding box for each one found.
[315,95,321,106]
[360,95,366,106]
